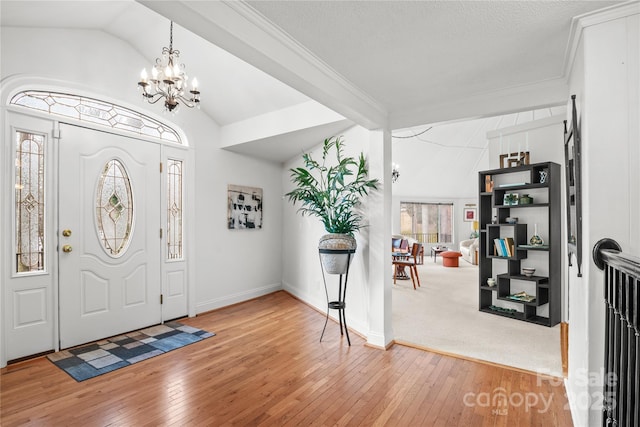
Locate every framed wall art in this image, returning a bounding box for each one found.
[463,207,477,222]
[227,184,263,230]
[564,95,582,276]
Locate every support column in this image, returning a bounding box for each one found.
[366,129,393,348]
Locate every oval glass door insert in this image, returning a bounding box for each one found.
[96,159,134,256]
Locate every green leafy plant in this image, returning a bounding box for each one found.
[285,136,379,235]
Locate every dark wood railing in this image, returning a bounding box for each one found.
[592,238,640,427]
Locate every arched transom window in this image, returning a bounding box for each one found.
[10,91,182,144]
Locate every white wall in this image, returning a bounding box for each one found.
[565,26,591,427]
[486,116,567,317]
[193,139,284,313]
[0,27,284,362]
[281,125,387,340]
[486,116,565,171]
[565,10,640,427]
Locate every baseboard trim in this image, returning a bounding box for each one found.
[394,339,564,380]
[365,340,395,351]
[195,284,282,315]
[282,290,369,341]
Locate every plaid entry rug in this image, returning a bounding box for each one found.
[47,322,215,382]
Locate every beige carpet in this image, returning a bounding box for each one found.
[392,258,563,377]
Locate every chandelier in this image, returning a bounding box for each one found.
[392,163,400,183]
[138,21,200,112]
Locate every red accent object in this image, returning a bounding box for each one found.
[441,251,462,267]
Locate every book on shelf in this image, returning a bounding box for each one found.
[504,237,515,256]
[499,239,509,256]
[493,238,515,257]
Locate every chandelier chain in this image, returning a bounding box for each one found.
[169,21,173,51]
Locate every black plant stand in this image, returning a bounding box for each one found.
[319,248,355,346]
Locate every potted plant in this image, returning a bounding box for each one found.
[285,135,379,273]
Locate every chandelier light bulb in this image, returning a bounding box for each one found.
[137,21,202,112]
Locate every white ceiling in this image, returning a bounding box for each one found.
[0,0,626,164]
[247,0,611,115]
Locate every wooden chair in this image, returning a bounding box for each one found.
[399,239,409,253]
[392,243,422,289]
[391,237,402,252]
[416,245,424,264]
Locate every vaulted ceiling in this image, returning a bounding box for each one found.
[1,0,624,164]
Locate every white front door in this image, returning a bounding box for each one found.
[58,124,162,348]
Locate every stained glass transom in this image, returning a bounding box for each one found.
[15,131,45,273]
[167,159,183,260]
[96,160,134,257]
[10,91,182,144]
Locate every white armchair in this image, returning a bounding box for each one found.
[459,238,479,265]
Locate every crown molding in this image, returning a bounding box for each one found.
[563,1,640,78]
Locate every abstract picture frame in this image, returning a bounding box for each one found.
[227,184,263,230]
[463,207,477,222]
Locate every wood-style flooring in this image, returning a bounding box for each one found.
[0,291,573,426]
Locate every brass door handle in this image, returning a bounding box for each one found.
[62,245,73,253]
[62,229,72,237]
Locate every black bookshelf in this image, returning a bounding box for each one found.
[478,162,561,327]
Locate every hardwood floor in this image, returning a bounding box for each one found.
[1,291,573,426]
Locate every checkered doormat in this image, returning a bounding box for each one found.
[47,322,215,382]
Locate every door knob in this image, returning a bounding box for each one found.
[62,245,73,253]
[62,229,72,237]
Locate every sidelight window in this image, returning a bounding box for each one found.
[167,159,183,260]
[15,131,46,273]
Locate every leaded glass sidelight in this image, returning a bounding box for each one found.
[96,160,133,256]
[15,131,45,273]
[167,159,183,260]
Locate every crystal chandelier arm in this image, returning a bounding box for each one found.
[144,94,168,105]
[140,82,169,100]
[176,94,199,108]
